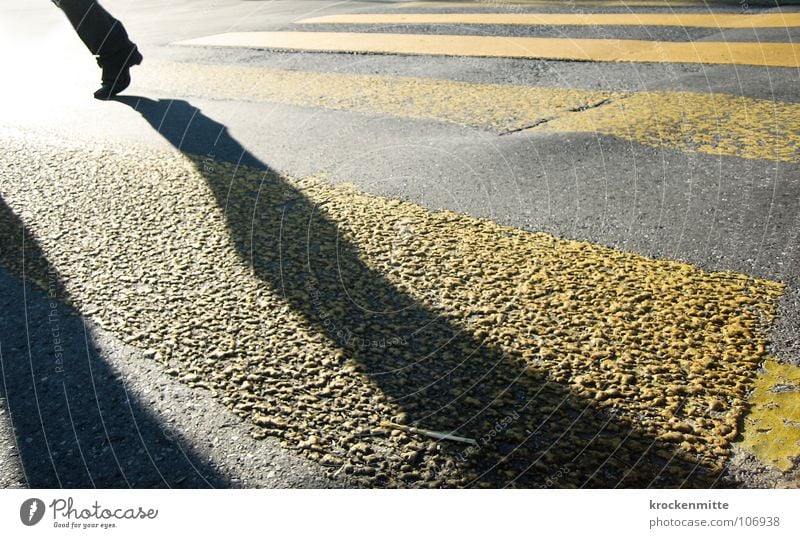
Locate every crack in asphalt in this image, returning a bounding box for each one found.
[498,95,621,136]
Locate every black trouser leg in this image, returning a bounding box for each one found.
[53,0,134,60]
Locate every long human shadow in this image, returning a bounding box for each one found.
[116,96,723,487]
[0,196,227,487]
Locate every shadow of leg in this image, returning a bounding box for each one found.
[110,96,727,488]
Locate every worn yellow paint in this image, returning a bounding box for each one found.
[137,61,800,162]
[538,91,800,162]
[175,31,800,68]
[299,13,800,29]
[137,61,619,130]
[738,360,800,472]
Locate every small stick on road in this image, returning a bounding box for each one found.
[380,421,478,446]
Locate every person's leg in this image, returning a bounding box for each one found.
[53,0,142,99]
[54,0,133,58]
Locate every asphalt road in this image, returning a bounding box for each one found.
[0,0,798,488]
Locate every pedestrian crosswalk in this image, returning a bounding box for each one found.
[160,1,800,480]
[161,2,800,163]
[2,0,797,489]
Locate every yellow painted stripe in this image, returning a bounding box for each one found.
[300,13,800,29]
[138,61,800,162]
[738,359,800,472]
[538,91,800,162]
[175,31,800,68]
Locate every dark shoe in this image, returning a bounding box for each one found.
[94,46,143,100]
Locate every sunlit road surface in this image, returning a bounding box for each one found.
[0,0,798,488]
